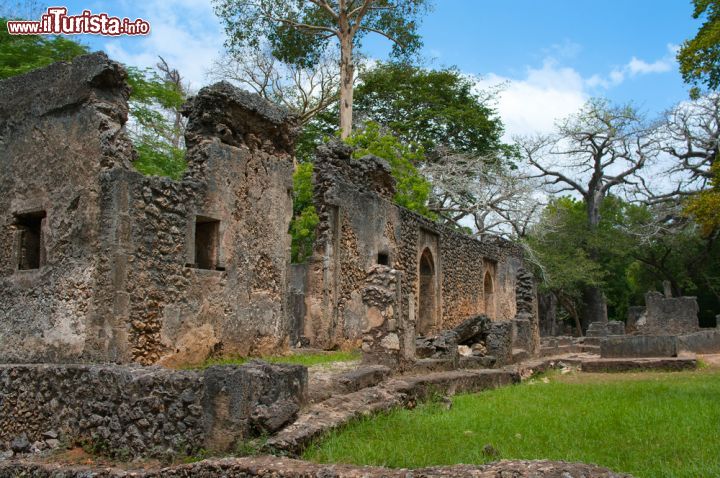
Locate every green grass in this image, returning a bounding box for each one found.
[193,350,360,369]
[303,368,720,478]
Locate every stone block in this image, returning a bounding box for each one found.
[677,329,720,354]
[586,321,609,338]
[607,320,625,335]
[486,321,513,366]
[600,335,678,358]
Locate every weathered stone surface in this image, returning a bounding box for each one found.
[607,320,625,335]
[0,455,634,477]
[266,368,519,456]
[0,53,297,365]
[582,356,696,373]
[626,306,646,334]
[304,140,535,354]
[600,335,678,358]
[677,329,720,354]
[360,266,411,369]
[512,317,534,352]
[416,331,459,361]
[0,362,307,459]
[635,292,700,336]
[486,320,513,366]
[586,321,610,338]
[451,314,491,344]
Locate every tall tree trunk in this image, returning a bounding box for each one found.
[581,287,607,331]
[338,30,354,139]
[582,188,608,330]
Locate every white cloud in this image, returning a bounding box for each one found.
[585,43,678,90]
[474,60,588,138]
[103,1,225,91]
[627,56,672,75]
[473,44,680,139]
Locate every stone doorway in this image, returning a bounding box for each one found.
[418,247,437,335]
[484,271,495,319]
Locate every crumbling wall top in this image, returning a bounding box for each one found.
[0,52,129,125]
[315,140,397,199]
[182,81,298,155]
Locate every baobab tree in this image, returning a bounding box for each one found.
[519,98,658,329]
[212,0,430,138]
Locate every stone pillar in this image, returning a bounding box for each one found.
[514,267,540,355]
[360,266,411,369]
[486,320,513,366]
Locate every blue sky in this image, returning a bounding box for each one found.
[42,1,699,137]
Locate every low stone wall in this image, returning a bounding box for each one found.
[600,336,678,358]
[677,329,720,354]
[0,362,306,459]
[0,455,633,477]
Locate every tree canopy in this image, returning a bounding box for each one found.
[212,0,430,137]
[678,0,720,95]
[0,17,89,79]
[353,63,506,158]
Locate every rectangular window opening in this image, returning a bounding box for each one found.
[194,217,220,270]
[377,252,389,266]
[15,210,46,270]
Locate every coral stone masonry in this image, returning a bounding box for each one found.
[0,53,297,365]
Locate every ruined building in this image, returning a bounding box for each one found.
[292,142,539,366]
[0,53,538,368]
[0,53,296,365]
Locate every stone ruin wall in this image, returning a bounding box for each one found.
[0,361,307,459]
[0,54,135,363]
[0,53,296,365]
[636,291,701,336]
[303,142,534,353]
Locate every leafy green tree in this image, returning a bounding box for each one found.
[213,0,430,138]
[678,0,720,96]
[290,162,319,263]
[526,197,645,333]
[685,161,720,235]
[0,17,89,79]
[346,122,433,216]
[126,64,188,179]
[520,99,653,328]
[353,63,506,159]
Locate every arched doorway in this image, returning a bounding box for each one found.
[418,248,436,335]
[484,271,495,319]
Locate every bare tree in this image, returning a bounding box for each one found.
[641,93,720,203]
[208,47,341,126]
[156,56,188,149]
[423,151,542,239]
[519,98,657,328]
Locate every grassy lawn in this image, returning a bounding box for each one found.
[303,367,720,478]
[193,349,360,369]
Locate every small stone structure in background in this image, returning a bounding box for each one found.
[634,291,700,336]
